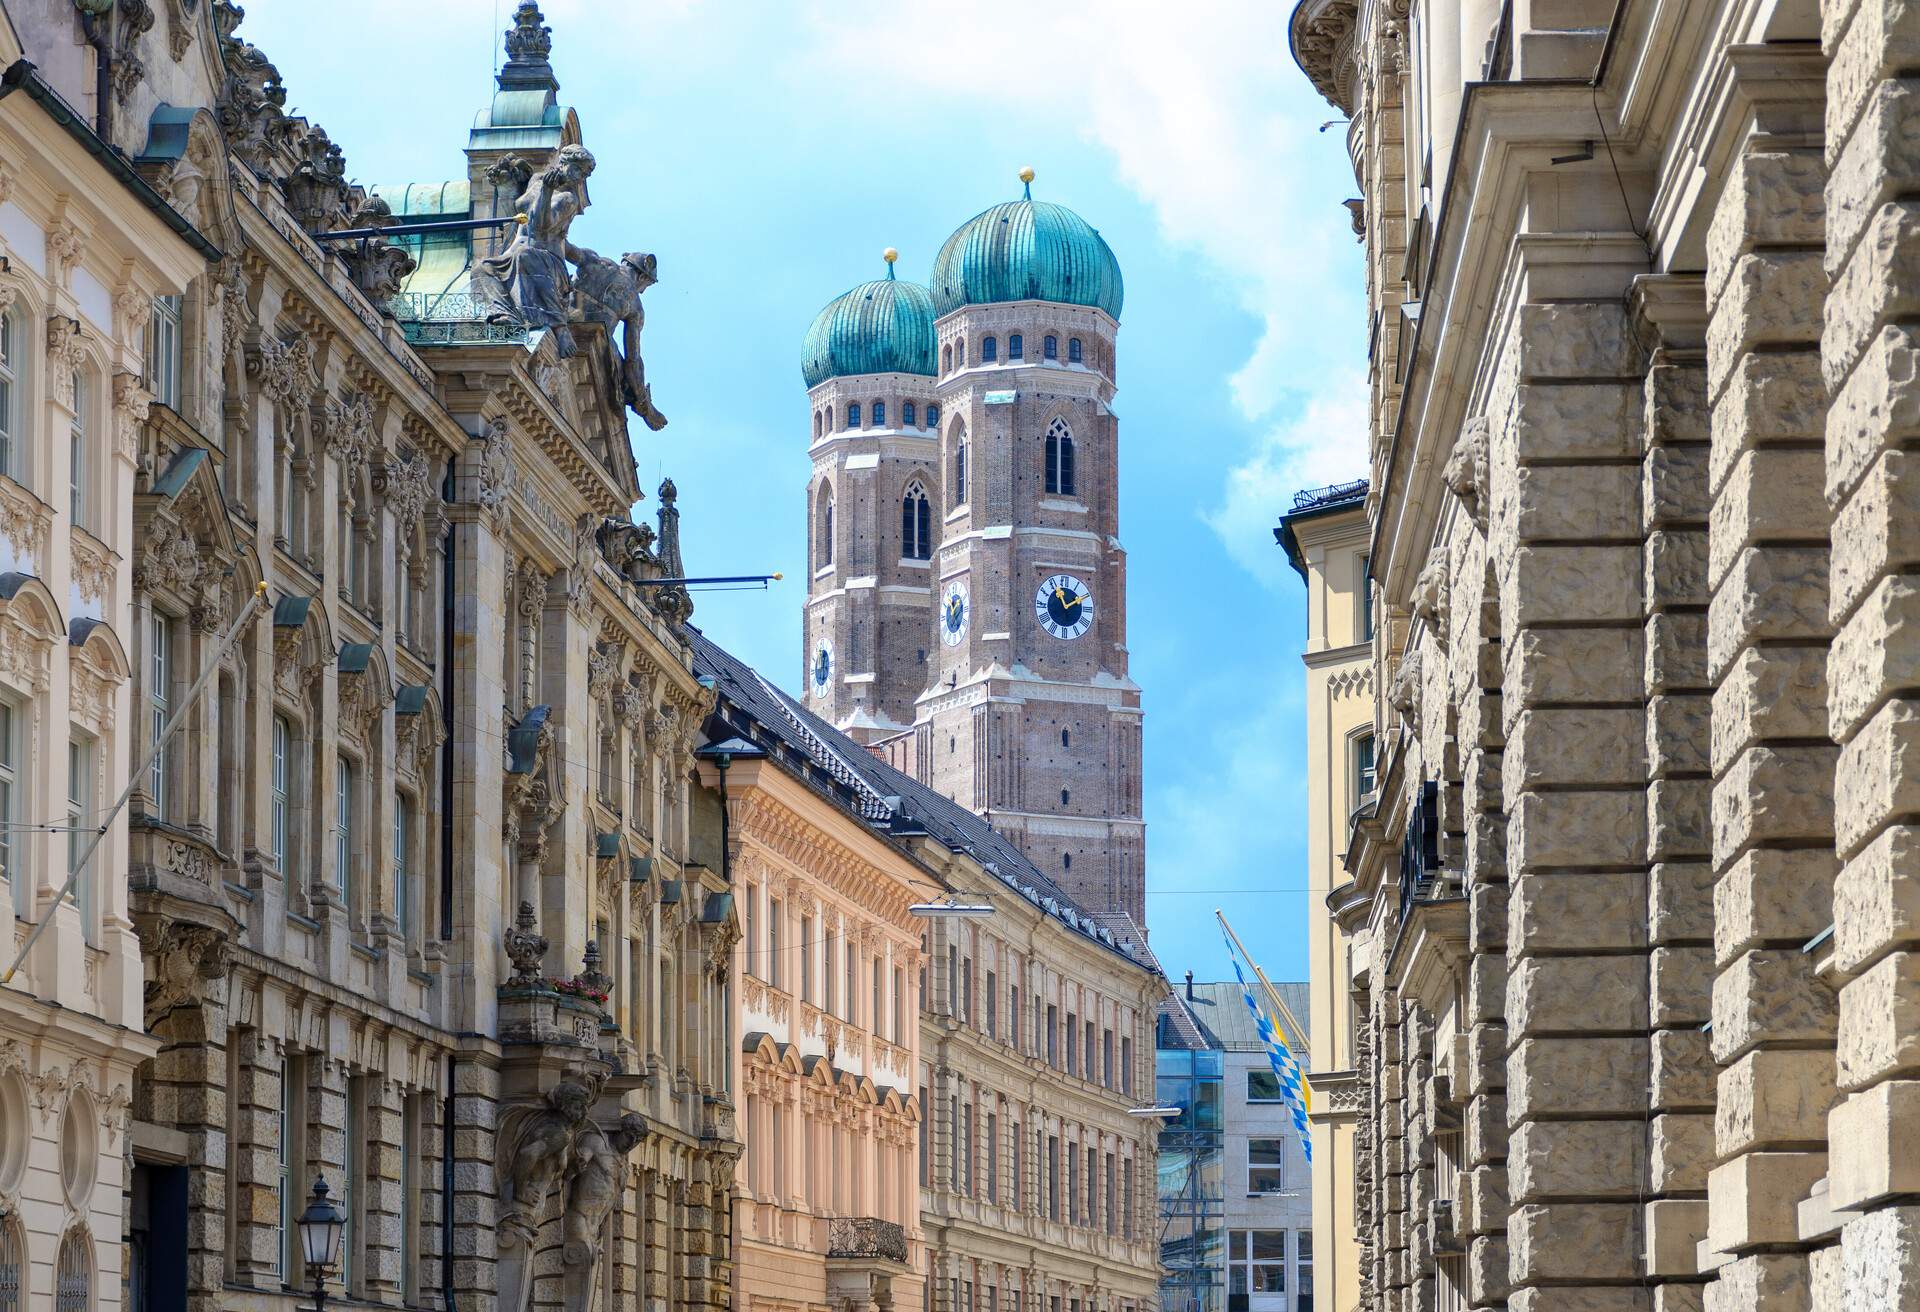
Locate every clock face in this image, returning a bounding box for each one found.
[811,640,832,693]
[940,581,969,647]
[1035,573,1094,640]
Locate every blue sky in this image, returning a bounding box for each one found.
[247,0,1366,986]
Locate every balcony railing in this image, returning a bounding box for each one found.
[385,292,527,346]
[826,1217,907,1263]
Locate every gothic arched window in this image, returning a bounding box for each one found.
[1045,417,1076,496]
[872,400,886,428]
[813,410,822,438]
[817,487,834,569]
[1009,333,1024,361]
[951,433,967,508]
[981,336,998,363]
[1044,335,1058,361]
[846,402,861,430]
[1068,337,1083,364]
[903,400,917,428]
[902,481,932,560]
[942,344,953,374]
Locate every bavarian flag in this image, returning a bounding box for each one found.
[1222,925,1313,1167]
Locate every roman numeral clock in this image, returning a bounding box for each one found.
[1034,573,1094,640]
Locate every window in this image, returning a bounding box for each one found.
[952,437,968,506]
[813,410,823,438]
[0,1216,20,1312]
[956,340,966,367]
[873,957,884,1036]
[272,716,290,873]
[1229,1231,1288,1300]
[149,294,182,410]
[982,336,998,363]
[1045,418,1077,496]
[1047,1135,1060,1221]
[395,795,413,939]
[149,612,173,820]
[1105,1151,1117,1233]
[1068,337,1083,364]
[1359,554,1374,641]
[1012,1120,1023,1208]
[54,1230,88,1312]
[1062,728,1070,748]
[817,489,834,569]
[69,372,88,529]
[988,1111,999,1202]
[1046,1005,1059,1066]
[1122,1159,1134,1238]
[1248,1070,1285,1103]
[0,307,18,478]
[1249,1138,1286,1194]
[336,758,355,912]
[1121,1036,1133,1093]
[825,930,837,1016]
[1067,1145,1080,1223]
[67,736,92,941]
[768,898,783,989]
[1066,1012,1078,1075]
[0,704,18,917]
[1103,1029,1114,1087]
[1009,984,1020,1051]
[800,915,814,1002]
[873,400,886,428]
[1044,334,1058,360]
[1353,732,1377,799]
[846,402,861,429]
[961,1101,973,1195]
[902,481,932,560]
[926,403,939,428]
[903,400,916,427]
[1086,1145,1098,1225]
[920,1085,930,1183]
[1295,1232,1313,1312]
[892,966,904,1040]
[942,344,953,373]
[986,970,998,1039]
[275,1060,294,1277]
[1009,333,1024,360]
[1086,1020,1096,1079]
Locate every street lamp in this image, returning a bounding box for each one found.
[297,1176,346,1312]
[908,897,994,918]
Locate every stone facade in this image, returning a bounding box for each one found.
[1290,0,1920,1307]
[3,2,740,1309]
[1277,484,1373,1312]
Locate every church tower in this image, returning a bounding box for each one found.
[799,252,944,743]
[915,173,1146,928]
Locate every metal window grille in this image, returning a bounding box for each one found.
[54,1230,88,1312]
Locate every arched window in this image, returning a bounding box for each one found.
[1061,728,1070,749]
[813,410,822,438]
[903,400,917,428]
[0,307,18,479]
[951,434,967,507]
[0,1213,23,1312]
[1068,337,1083,364]
[872,400,886,428]
[955,339,966,368]
[54,1229,89,1312]
[926,404,939,429]
[942,344,953,374]
[981,336,998,363]
[1045,417,1076,496]
[1009,333,1024,361]
[1044,335,1058,361]
[817,487,834,569]
[846,402,861,429]
[901,481,932,560]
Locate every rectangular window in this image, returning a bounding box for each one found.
[963,957,974,1025]
[1103,1029,1114,1088]
[1295,1231,1313,1312]
[892,966,904,1042]
[1047,1134,1060,1222]
[0,702,18,917]
[1067,1144,1080,1224]
[148,294,182,410]
[1009,332,1024,360]
[1066,1013,1078,1076]
[1248,1070,1285,1103]
[986,969,998,1039]
[1047,1005,1058,1066]
[67,735,93,942]
[800,915,813,1002]
[148,612,173,819]
[394,795,412,939]
[69,375,86,529]
[1086,1021,1096,1080]
[846,940,858,1024]
[919,1085,930,1185]
[336,758,355,913]
[987,1111,999,1203]
[1122,1158,1134,1239]
[768,899,782,989]
[826,930,837,1016]
[1105,1150,1117,1234]
[1249,1138,1286,1194]
[961,1101,973,1196]
[1121,1036,1133,1093]
[1229,1230,1289,1298]
[873,957,884,1038]
[1009,984,1020,1051]
[1354,732,1378,799]
[1359,554,1374,642]
[1086,1145,1098,1226]
[271,716,290,873]
[1012,1121,1023,1209]
[0,308,16,476]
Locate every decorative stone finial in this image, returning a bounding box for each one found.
[883,247,898,278]
[1019,165,1035,198]
[503,900,548,985]
[498,1,558,93]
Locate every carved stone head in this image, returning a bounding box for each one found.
[547,1079,592,1123]
[620,252,658,293]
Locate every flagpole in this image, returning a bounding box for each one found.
[1216,909,1311,1076]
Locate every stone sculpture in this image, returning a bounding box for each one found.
[574,248,668,430]
[473,144,596,358]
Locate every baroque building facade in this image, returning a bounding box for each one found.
[1293,0,1920,1308]
[0,11,216,1311]
[1276,481,1372,1312]
[5,2,740,1310]
[798,192,1146,933]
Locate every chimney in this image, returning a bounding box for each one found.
[1185,970,1194,1000]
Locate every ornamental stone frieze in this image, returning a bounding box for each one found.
[45,315,85,411]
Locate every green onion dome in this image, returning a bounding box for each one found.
[930,173,1123,320]
[800,257,938,388]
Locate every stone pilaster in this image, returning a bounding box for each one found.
[140,990,231,1311]
[360,1076,405,1301]
[447,1056,500,1302]
[1493,280,1653,1311]
[228,1028,283,1286]
[1701,45,1838,1302]
[1631,279,1718,1311]
[1821,0,1920,1304]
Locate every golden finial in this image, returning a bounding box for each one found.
[1019,166,1035,198]
[883,247,898,264]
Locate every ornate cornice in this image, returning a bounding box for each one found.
[1290,0,1360,115]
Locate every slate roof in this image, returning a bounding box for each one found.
[1175,980,1312,1053]
[688,626,1157,972]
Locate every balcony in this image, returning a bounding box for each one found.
[827,1217,908,1264]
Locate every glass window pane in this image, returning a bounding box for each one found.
[1250,1231,1287,1260]
[1247,1070,1283,1102]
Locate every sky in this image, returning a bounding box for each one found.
[245,0,1367,988]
